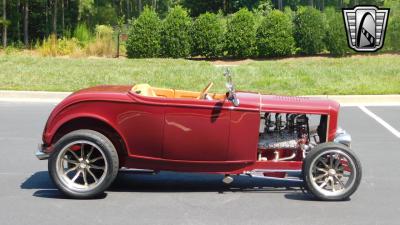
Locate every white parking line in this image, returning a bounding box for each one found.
[359,106,400,138]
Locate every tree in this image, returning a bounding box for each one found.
[23,0,28,47]
[180,0,223,17]
[61,0,64,32]
[2,0,6,47]
[52,0,57,35]
[278,0,283,9]
[78,0,94,21]
[138,0,142,14]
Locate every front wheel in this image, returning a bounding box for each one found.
[302,142,362,201]
[48,129,119,199]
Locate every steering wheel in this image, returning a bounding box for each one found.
[197,82,214,99]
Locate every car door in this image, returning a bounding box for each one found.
[162,99,231,161]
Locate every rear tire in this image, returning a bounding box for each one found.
[302,142,362,201]
[48,129,119,199]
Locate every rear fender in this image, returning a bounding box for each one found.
[44,106,129,162]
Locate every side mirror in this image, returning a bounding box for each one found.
[224,68,240,107]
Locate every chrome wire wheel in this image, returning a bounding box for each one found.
[309,150,357,197]
[55,140,109,192]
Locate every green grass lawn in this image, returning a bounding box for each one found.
[0,54,399,95]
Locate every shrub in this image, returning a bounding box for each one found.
[126,7,161,58]
[161,6,191,58]
[384,15,400,52]
[294,7,326,55]
[256,10,295,57]
[95,25,114,40]
[4,46,21,55]
[324,8,348,56]
[86,25,115,57]
[383,0,400,52]
[190,12,224,58]
[224,8,256,58]
[73,23,92,45]
[254,0,273,17]
[284,6,294,23]
[38,35,82,56]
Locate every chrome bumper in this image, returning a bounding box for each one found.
[35,144,50,160]
[334,127,352,147]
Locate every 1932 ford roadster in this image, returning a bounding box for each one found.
[35,70,361,200]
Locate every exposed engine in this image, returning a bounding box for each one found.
[258,112,319,161]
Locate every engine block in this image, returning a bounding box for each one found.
[258,112,311,161]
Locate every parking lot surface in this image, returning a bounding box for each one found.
[0,102,399,225]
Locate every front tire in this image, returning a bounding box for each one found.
[48,129,119,199]
[302,142,362,201]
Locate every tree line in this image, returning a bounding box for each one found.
[0,0,389,49]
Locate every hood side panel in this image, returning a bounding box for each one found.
[261,95,340,115]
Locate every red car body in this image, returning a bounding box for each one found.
[40,85,340,174]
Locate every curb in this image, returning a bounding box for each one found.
[0,90,71,103]
[0,90,400,106]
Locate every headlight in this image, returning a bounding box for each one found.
[334,127,352,148]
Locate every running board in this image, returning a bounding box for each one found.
[119,167,157,174]
[244,169,303,182]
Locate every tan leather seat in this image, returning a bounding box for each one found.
[131,84,157,97]
[131,83,226,100]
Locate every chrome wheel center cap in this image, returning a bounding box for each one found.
[79,163,87,169]
[328,169,336,176]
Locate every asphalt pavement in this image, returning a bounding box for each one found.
[0,102,399,225]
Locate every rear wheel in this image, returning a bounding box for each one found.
[302,142,362,201]
[49,129,119,199]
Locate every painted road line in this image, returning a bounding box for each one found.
[359,106,400,138]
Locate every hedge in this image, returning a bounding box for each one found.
[160,6,192,58]
[126,7,161,58]
[294,7,326,55]
[224,8,257,58]
[125,6,398,59]
[256,10,295,57]
[190,12,224,58]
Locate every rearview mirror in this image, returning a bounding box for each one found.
[224,68,240,107]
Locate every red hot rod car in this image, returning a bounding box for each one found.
[36,71,361,200]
